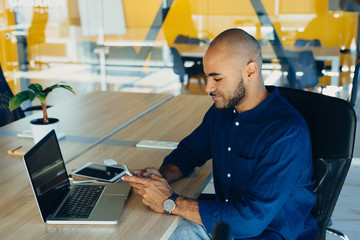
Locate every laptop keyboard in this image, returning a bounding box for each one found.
[56,185,105,219]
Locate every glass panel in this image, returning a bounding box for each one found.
[0,0,358,98]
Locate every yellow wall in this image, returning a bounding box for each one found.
[0,0,358,80]
[162,0,199,43]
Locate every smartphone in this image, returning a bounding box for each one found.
[122,163,133,176]
[71,162,128,182]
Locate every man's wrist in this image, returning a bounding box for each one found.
[170,195,183,215]
[166,196,203,226]
[163,193,180,214]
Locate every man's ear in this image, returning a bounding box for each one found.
[246,61,257,80]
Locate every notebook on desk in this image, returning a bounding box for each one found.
[23,130,131,224]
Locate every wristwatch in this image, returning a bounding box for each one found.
[163,193,179,214]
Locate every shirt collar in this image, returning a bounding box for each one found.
[232,86,279,119]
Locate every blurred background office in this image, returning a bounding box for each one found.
[0,0,358,97]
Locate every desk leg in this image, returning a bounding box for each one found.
[331,58,340,86]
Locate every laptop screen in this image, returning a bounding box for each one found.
[24,130,70,221]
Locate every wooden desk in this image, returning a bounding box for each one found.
[172,43,341,86]
[0,136,89,206]
[0,144,212,240]
[62,94,213,239]
[109,94,213,142]
[0,93,214,239]
[1,91,172,138]
[66,146,211,240]
[0,91,171,205]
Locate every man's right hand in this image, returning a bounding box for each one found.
[132,164,183,184]
[133,168,163,178]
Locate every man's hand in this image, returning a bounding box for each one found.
[123,168,203,226]
[122,174,173,213]
[133,167,163,178]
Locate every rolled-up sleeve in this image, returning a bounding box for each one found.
[162,109,213,176]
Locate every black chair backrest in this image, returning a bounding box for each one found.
[0,64,25,127]
[212,222,233,240]
[170,47,186,83]
[295,39,322,47]
[188,37,202,44]
[278,87,356,240]
[188,37,208,45]
[174,34,189,43]
[349,63,360,107]
[284,50,320,89]
[294,39,325,80]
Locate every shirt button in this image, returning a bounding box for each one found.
[228,147,231,151]
[233,109,236,114]
[235,122,239,126]
[227,173,231,178]
[225,199,229,202]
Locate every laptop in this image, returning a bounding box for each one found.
[23,130,131,224]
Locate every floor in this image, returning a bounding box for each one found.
[22,64,360,239]
[329,160,360,240]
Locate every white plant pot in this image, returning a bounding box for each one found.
[30,118,60,144]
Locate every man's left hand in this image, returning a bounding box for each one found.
[122,174,173,213]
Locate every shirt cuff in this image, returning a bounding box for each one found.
[162,152,194,176]
[198,200,221,234]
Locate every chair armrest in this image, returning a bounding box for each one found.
[327,227,350,240]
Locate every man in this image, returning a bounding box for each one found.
[122,28,317,239]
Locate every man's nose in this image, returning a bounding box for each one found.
[205,79,216,94]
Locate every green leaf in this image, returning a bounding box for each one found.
[9,90,36,111]
[28,83,43,93]
[58,84,76,95]
[8,82,75,113]
[44,82,75,95]
[36,92,47,103]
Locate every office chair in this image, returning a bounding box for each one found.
[211,222,233,240]
[278,87,356,240]
[294,39,325,77]
[188,37,207,45]
[349,63,360,107]
[0,64,25,127]
[284,50,320,89]
[295,39,322,47]
[174,34,190,44]
[170,47,205,94]
[0,64,48,127]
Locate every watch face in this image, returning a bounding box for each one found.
[163,199,175,212]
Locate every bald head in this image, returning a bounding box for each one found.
[203,28,268,113]
[209,28,262,69]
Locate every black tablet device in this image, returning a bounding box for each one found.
[71,162,127,182]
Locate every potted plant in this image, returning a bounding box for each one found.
[9,82,75,143]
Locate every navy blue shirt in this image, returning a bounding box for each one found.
[162,86,317,239]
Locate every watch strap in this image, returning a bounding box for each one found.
[163,193,179,214]
[169,193,179,201]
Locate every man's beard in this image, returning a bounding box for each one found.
[215,77,246,112]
